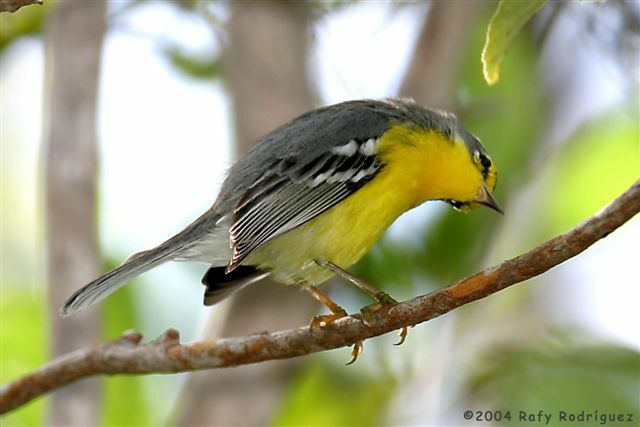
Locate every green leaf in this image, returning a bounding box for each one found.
[0,289,48,426]
[466,340,640,420]
[0,0,49,52]
[545,113,640,238]
[482,0,547,85]
[164,46,224,81]
[272,362,396,427]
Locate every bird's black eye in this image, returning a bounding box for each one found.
[479,153,492,169]
[446,199,464,209]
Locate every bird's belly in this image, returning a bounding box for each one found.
[246,172,416,286]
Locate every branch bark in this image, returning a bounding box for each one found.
[0,0,41,13]
[2,179,638,414]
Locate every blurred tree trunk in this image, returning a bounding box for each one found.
[400,1,483,110]
[226,1,315,155]
[176,2,317,425]
[43,1,105,425]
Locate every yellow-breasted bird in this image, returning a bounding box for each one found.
[62,98,501,359]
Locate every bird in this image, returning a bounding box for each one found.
[61,98,502,361]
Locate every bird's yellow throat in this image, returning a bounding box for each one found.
[376,124,486,206]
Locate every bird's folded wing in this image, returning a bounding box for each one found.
[228,138,382,270]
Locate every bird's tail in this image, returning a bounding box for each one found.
[60,210,222,317]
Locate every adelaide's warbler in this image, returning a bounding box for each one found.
[61,98,501,356]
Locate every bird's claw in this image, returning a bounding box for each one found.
[346,340,364,365]
[393,327,409,346]
[309,311,365,364]
[360,299,410,346]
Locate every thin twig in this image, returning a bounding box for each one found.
[2,179,639,415]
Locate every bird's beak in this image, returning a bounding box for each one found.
[475,183,504,215]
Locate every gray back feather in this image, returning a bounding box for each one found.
[214,98,461,212]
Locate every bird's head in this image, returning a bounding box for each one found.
[376,99,502,214]
[443,122,502,214]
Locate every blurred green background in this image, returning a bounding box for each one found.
[1,1,638,426]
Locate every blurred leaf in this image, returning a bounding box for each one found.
[173,0,199,11]
[273,362,396,427]
[466,340,640,421]
[0,289,48,426]
[546,113,640,236]
[306,0,361,18]
[0,0,49,52]
[101,260,154,427]
[482,0,547,85]
[356,242,416,294]
[418,210,501,282]
[163,46,223,81]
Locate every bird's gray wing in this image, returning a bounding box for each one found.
[227,138,383,270]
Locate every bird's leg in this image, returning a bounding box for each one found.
[315,259,408,346]
[316,259,396,304]
[306,285,348,328]
[305,285,364,364]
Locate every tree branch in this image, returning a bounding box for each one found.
[2,179,639,415]
[0,0,41,13]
